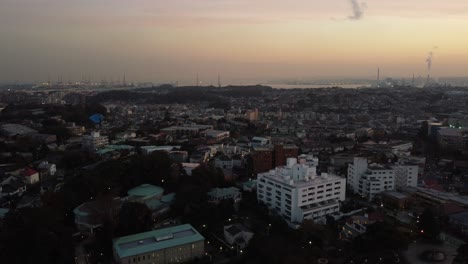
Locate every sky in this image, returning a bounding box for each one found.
[1,0,468,84]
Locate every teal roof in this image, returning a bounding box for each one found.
[243,180,257,188]
[73,204,89,216]
[0,208,9,218]
[95,148,115,155]
[113,224,204,258]
[161,193,176,203]
[107,145,135,150]
[127,184,164,197]
[207,187,240,199]
[145,199,162,210]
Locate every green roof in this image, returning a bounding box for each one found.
[113,224,204,258]
[73,204,89,216]
[0,208,9,218]
[161,193,176,203]
[127,184,164,197]
[243,180,257,188]
[144,199,162,210]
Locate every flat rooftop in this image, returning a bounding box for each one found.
[113,224,204,259]
[260,170,343,188]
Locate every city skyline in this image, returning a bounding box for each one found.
[1,0,468,83]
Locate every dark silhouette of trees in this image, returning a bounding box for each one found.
[418,208,441,240]
[0,207,74,264]
[353,221,410,253]
[115,202,152,237]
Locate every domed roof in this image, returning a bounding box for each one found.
[127,184,163,197]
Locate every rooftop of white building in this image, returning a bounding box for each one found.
[258,157,343,188]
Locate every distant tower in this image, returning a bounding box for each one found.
[377,68,380,82]
[196,74,199,87]
[412,74,415,86]
[217,74,221,88]
[123,74,127,87]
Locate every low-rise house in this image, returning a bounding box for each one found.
[37,161,57,180]
[342,212,385,238]
[207,187,242,204]
[22,167,40,185]
[224,224,254,249]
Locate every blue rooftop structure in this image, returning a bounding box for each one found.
[113,224,204,259]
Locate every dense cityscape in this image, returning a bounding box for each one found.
[0,83,467,264]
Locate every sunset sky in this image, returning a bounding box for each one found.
[1,0,468,84]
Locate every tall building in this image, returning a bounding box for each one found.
[257,156,346,228]
[113,224,205,264]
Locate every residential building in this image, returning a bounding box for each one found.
[202,130,230,141]
[437,127,468,151]
[394,163,418,189]
[223,224,254,249]
[348,158,417,200]
[37,161,57,180]
[356,164,395,201]
[257,157,346,227]
[113,224,205,264]
[250,137,270,148]
[274,144,299,167]
[82,131,109,150]
[251,147,273,174]
[160,125,213,137]
[23,167,40,185]
[207,187,242,204]
[251,144,300,174]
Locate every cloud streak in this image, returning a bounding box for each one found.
[348,0,367,20]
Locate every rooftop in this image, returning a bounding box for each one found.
[113,224,204,258]
[207,187,240,198]
[127,184,164,197]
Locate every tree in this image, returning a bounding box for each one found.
[454,243,468,264]
[0,208,74,264]
[353,222,410,253]
[418,208,440,240]
[115,202,152,237]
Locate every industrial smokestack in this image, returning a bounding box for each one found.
[377,67,380,82]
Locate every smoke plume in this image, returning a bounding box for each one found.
[348,0,367,20]
[426,51,433,72]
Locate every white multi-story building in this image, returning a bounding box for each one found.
[357,165,395,201]
[394,163,418,189]
[348,158,418,201]
[257,156,346,228]
[82,131,109,151]
[347,157,368,191]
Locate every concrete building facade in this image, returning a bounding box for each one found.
[257,156,346,227]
